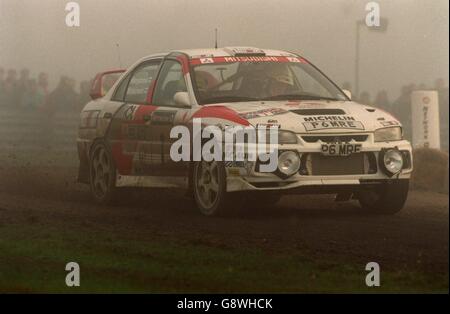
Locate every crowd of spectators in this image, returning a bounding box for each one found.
[0,67,91,115]
[0,66,448,150]
[342,79,449,150]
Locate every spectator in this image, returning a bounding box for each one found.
[36,72,49,111]
[3,69,18,108]
[66,77,80,111]
[20,79,40,109]
[78,80,91,110]
[418,83,428,90]
[47,76,79,115]
[0,67,5,107]
[435,78,449,151]
[392,85,414,140]
[17,68,31,108]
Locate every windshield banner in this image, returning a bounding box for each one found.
[190,56,307,65]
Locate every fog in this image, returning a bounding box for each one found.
[1,0,448,98]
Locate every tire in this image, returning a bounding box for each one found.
[358,179,409,214]
[89,141,118,204]
[193,160,230,216]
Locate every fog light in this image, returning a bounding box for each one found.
[381,149,403,175]
[278,151,300,177]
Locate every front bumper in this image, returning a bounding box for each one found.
[225,135,413,192]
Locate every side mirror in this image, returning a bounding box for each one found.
[174,91,191,108]
[90,69,126,100]
[342,89,352,100]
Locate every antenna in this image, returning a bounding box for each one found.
[214,28,218,49]
[115,43,123,68]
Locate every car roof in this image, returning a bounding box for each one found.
[140,47,299,61]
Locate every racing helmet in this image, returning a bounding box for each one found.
[195,70,218,90]
[267,64,295,87]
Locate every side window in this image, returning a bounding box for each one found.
[112,74,130,101]
[124,61,161,104]
[152,60,187,106]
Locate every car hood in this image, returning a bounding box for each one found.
[203,100,401,134]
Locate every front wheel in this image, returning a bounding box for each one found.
[358,179,409,214]
[193,160,229,216]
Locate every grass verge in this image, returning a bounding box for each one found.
[0,224,447,293]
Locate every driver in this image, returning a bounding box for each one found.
[265,64,295,97]
[239,64,296,99]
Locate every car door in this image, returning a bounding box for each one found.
[148,58,190,177]
[108,59,162,176]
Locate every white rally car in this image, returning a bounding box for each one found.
[77,47,413,216]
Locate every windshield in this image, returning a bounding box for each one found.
[190,56,347,105]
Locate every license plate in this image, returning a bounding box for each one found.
[321,143,362,156]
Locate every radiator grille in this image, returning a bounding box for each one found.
[301,135,368,143]
[300,153,377,176]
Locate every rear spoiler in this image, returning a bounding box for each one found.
[90,69,126,100]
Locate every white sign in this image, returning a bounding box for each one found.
[411,90,440,149]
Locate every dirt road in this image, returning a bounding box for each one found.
[0,151,448,279]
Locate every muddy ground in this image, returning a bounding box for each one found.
[0,150,448,280]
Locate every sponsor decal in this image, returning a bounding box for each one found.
[190,56,307,65]
[224,161,247,168]
[170,118,279,172]
[199,57,214,64]
[223,56,279,63]
[285,101,301,107]
[256,121,280,129]
[302,115,364,131]
[286,57,301,63]
[124,105,139,120]
[192,106,250,126]
[227,168,241,176]
[151,110,176,125]
[422,105,429,143]
[239,108,287,119]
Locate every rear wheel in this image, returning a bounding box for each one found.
[89,141,117,204]
[358,179,409,214]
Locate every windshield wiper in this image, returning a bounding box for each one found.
[261,94,340,101]
[201,96,260,104]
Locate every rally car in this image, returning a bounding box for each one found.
[77,47,413,216]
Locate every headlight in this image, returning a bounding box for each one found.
[374,127,402,142]
[278,130,298,144]
[277,151,301,177]
[380,149,404,175]
[256,129,298,145]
